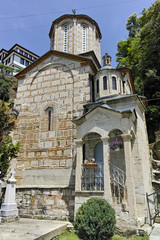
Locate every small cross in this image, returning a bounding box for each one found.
[72,9,76,15]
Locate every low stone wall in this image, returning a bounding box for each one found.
[15,187,75,221]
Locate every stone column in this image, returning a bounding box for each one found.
[102,137,112,204]
[1,169,18,217]
[73,18,77,54]
[122,133,137,219]
[75,139,83,192]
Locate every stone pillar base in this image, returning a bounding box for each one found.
[0,215,19,224]
[1,203,18,217]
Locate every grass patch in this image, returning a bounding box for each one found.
[54,231,149,240]
[54,230,80,240]
[111,235,149,240]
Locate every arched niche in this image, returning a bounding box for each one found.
[82,132,102,161]
[108,129,126,172]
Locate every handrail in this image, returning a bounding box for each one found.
[146,190,160,226]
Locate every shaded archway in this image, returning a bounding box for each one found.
[81,132,104,191]
[108,129,126,203]
[109,129,125,172]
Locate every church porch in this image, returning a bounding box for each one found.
[73,106,139,227]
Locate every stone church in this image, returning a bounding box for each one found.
[12,14,152,230]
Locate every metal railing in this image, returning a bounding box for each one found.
[110,163,126,203]
[81,163,104,191]
[146,190,160,226]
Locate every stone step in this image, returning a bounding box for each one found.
[0,218,72,240]
[155,217,160,224]
[150,223,160,240]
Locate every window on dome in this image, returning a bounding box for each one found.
[103,76,107,90]
[64,25,68,52]
[82,25,87,52]
[112,76,117,90]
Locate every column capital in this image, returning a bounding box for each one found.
[101,136,110,142]
[75,139,83,146]
[121,133,132,141]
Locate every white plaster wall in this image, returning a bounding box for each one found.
[94,70,132,100]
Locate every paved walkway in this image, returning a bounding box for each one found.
[0,218,71,240]
[150,223,160,240]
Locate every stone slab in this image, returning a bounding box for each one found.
[150,223,160,240]
[22,169,72,186]
[0,218,71,240]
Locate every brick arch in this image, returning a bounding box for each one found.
[81,128,107,140]
[30,62,74,86]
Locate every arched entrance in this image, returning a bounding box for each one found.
[109,129,126,203]
[81,133,104,191]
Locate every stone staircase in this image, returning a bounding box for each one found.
[152,159,160,191]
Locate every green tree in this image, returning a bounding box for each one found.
[0,63,20,178]
[0,63,18,102]
[0,101,20,178]
[116,0,160,142]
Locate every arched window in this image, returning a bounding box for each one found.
[64,25,68,52]
[46,107,53,131]
[103,76,107,90]
[112,76,117,90]
[82,25,87,52]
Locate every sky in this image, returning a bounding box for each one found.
[0,0,155,67]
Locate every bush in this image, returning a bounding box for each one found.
[111,235,124,240]
[74,197,116,240]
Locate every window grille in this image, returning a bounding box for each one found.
[64,25,68,52]
[82,26,86,52]
[81,163,104,191]
[110,163,126,203]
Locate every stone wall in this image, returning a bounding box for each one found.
[13,55,93,185]
[16,187,75,221]
[50,17,101,63]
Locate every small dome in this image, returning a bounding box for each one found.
[100,65,114,71]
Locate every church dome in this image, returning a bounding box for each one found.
[49,14,102,63]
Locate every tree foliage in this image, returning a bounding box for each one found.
[116,0,160,142]
[0,63,20,178]
[0,63,18,102]
[0,101,20,178]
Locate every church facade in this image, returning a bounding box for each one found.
[13,14,152,231]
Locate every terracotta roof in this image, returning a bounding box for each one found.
[49,14,102,39]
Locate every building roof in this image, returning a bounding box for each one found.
[49,14,102,39]
[9,44,39,58]
[73,103,136,125]
[15,50,100,79]
[2,44,39,62]
[0,49,8,54]
[79,51,101,69]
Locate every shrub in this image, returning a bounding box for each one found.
[74,197,116,240]
[111,235,124,240]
